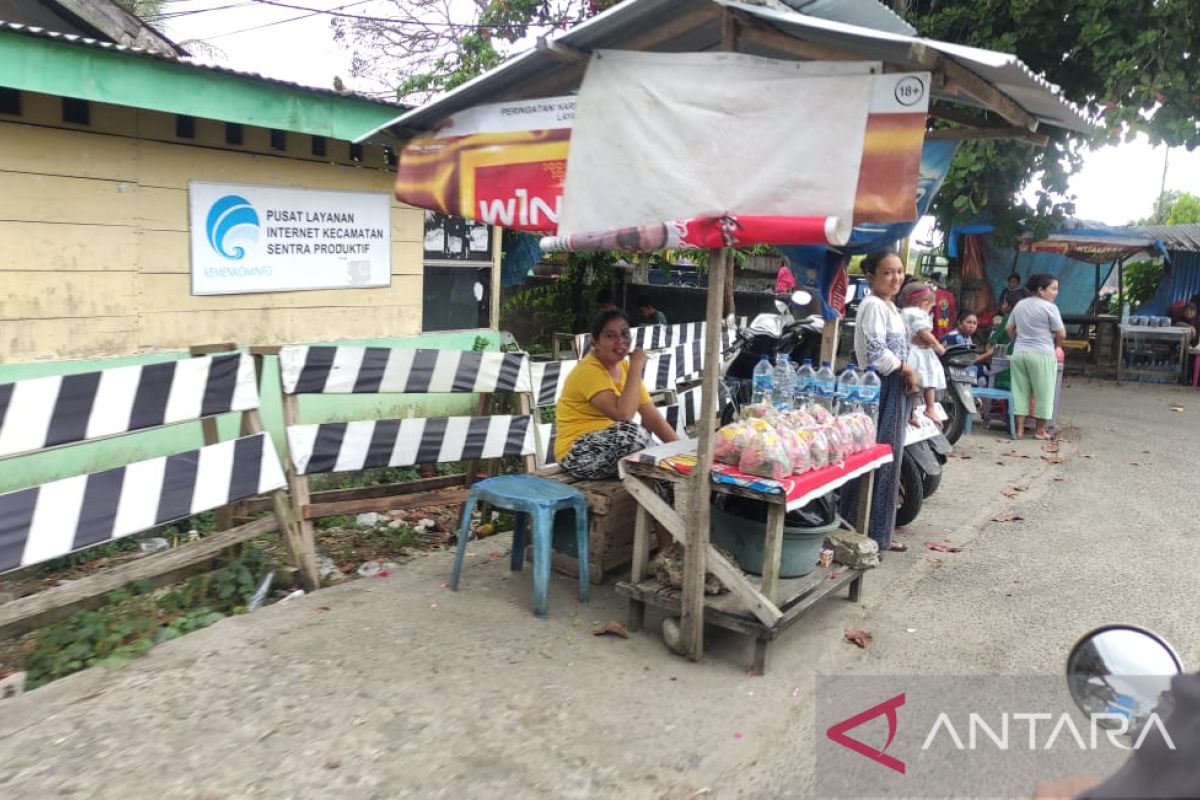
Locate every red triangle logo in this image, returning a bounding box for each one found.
[826,692,906,774]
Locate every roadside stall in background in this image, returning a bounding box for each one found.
[371,0,1093,667]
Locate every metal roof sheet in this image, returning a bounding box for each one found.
[364,0,1090,141]
[0,20,401,109]
[1134,224,1200,253]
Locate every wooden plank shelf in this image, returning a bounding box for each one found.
[616,565,863,674]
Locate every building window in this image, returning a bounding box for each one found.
[0,88,20,116]
[421,212,495,332]
[225,123,243,145]
[270,129,286,151]
[311,135,326,157]
[349,142,364,162]
[175,115,196,139]
[62,98,90,125]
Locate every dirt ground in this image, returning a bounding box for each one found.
[0,378,1196,799]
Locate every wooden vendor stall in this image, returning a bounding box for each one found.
[370,0,1093,671]
[617,440,892,674]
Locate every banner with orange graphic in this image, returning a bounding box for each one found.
[393,56,929,249]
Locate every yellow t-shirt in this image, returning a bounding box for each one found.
[554,354,651,460]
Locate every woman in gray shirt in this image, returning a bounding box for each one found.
[1005,274,1065,440]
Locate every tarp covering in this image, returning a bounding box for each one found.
[558,53,929,248]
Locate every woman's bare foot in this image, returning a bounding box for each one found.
[923,408,943,427]
[909,415,922,428]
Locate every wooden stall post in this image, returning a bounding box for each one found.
[279,389,320,591]
[680,247,728,660]
[819,317,840,365]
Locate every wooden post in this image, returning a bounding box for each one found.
[820,316,840,365]
[278,390,321,591]
[759,501,787,604]
[242,407,318,590]
[628,504,652,632]
[680,247,728,660]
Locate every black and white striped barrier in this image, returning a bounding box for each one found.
[279,346,531,395]
[0,353,290,576]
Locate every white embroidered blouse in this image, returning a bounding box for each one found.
[854,295,910,375]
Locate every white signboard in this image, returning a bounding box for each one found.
[189,181,392,295]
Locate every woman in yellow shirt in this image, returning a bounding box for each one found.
[557,310,679,479]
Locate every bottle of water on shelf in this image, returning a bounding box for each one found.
[751,354,775,406]
[835,363,860,415]
[859,366,881,425]
[814,360,837,411]
[773,353,794,411]
[794,358,816,408]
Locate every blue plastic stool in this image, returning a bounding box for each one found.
[969,386,1018,439]
[449,475,589,618]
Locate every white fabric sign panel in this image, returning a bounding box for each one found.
[558,51,877,236]
[189,181,392,295]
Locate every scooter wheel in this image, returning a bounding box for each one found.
[943,392,967,445]
[896,454,923,528]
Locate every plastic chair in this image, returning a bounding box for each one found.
[968,386,1018,439]
[450,475,589,618]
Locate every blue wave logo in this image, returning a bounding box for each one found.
[205,195,260,260]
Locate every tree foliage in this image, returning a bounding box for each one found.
[333,1,621,103]
[909,0,1199,237]
[1135,191,1200,226]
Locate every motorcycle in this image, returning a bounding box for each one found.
[939,342,979,445]
[895,403,952,528]
[1066,625,1183,733]
[719,289,823,425]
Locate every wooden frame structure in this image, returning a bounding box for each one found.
[0,350,309,638]
[272,344,539,550]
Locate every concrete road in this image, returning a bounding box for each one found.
[0,379,1196,799]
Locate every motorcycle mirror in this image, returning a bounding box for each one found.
[791,290,813,306]
[1066,625,1182,730]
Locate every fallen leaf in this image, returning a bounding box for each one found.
[926,558,945,568]
[1014,485,1030,492]
[1082,454,1097,459]
[1053,476,1068,482]
[315,606,331,612]
[844,628,873,649]
[1169,404,1184,412]
[992,513,1024,522]
[1130,461,1145,467]
[996,461,1007,466]
[1001,489,1019,499]
[591,621,629,639]
[1042,454,1065,464]
[924,541,963,553]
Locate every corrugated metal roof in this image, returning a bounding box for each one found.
[1134,224,1200,253]
[363,0,1090,140]
[0,20,401,109]
[778,0,915,36]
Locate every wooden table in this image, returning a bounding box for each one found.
[615,441,893,674]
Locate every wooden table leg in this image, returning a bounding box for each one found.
[751,636,772,676]
[849,571,864,603]
[855,466,875,541]
[759,501,787,605]
[628,504,651,632]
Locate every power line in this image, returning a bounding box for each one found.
[200,0,368,39]
[247,0,562,29]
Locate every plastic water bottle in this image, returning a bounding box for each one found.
[835,363,860,415]
[794,358,816,408]
[773,353,794,411]
[814,360,837,411]
[859,366,881,425]
[751,354,775,406]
